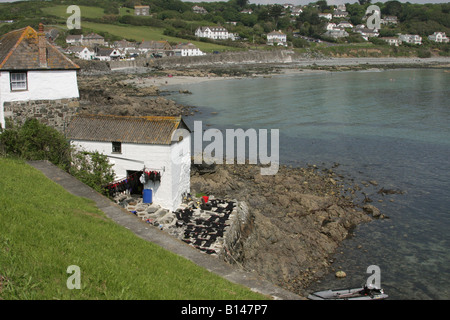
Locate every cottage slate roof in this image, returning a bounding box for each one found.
[139,40,172,50]
[67,114,190,145]
[0,26,79,70]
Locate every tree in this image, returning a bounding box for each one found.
[236,0,249,8]
[358,0,372,5]
[69,150,115,195]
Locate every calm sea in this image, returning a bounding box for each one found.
[165,68,450,300]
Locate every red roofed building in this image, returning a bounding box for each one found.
[0,24,80,130]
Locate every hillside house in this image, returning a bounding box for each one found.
[138,40,173,57]
[67,114,191,212]
[354,27,379,41]
[290,7,303,17]
[318,13,332,20]
[82,33,105,47]
[192,6,208,14]
[337,22,353,29]
[267,30,287,46]
[381,16,398,25]
[333,10,349,19]
[323,29,349,39]
[113,40,137,53]
[380,37,401,46]
[95,48,123,61]
[67,46,95,60]
[195,26,232,40]
[428,32,449,43]
[0,24,80,131]
[399,34,422,45]
[66,34,83,45]
[173,43,204,57]
[134,5,149,16]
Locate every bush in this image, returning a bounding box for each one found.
[0,119,115,195]
[69,150,115,195]
[0,119,72,170]
[417,48,432,58]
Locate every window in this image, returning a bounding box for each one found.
[10,72,27,91]
[112,141,122,153]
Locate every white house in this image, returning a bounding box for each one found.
[380,37,401,46]
[267,30,287,46]
[192,6,208,14]
[318,13,332,20]
[326,23,337,31]
[173,43,204,56]
[95,48,123,61]
[354,27,379,41]
[195,26,232,40]
[428,32,449,43]
[333,10,349,18]
[134,5,150,16]
[66,34,83,45]
[67,46,95,60]
[67,114,191,212]
[381,16,398,25]
[290,7,303,17]
[337,22,353,29]
[323,29,349,39]
[399,34,422,45]
[0,24,80,131]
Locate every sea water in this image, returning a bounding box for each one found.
[165,69,450,300]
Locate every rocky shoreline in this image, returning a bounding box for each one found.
[75,57,428,297]
[189,162,389,296]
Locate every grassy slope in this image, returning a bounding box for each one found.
[0,158,267,300]
[41,5,237,52]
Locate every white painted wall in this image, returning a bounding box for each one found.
[71,137,191,212]
[0,70,79,128]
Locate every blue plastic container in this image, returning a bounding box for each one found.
[143,189,152,204]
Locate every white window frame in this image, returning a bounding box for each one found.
[10,72,28,91]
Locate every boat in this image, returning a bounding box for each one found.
[308,284,388,300]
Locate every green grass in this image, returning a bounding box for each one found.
[80,21,237,52]
[42,5,108,20]
[0,158,267,300]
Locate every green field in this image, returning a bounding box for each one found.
[41,5,237,52]
[42,5,108,20]
[0,158,267,300]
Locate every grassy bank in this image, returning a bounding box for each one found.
[0,158,267,300]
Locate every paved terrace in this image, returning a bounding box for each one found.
[27,160,302,300]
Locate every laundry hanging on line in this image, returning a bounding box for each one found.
[139,170,161,184]
[104,171,142,197]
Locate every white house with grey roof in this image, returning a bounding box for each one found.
[67,114,191,212]
[195,26,233,40]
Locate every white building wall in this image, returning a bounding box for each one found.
[0,69,79,129]
[71,137,190,212]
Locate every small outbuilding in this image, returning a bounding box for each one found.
[67,114,191,212]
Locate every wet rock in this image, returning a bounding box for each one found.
[363,204,381,217]
[335,271,347,278]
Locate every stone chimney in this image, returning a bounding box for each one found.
[38,23,47,68]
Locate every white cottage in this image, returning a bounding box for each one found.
[267,30,287,46]
[0,24,80,130]
[173,42,204,56]
[195,26,231,40]
[428,32,449,43]
[67,114,191,212]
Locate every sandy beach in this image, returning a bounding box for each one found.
[122,56,450,89]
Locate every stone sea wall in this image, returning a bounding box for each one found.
[108,50,305,70]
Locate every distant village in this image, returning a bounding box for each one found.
[54,3,449,62]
